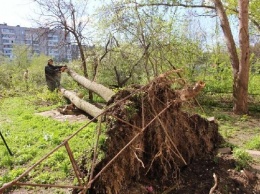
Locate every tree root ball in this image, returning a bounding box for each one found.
[91,76,221,194]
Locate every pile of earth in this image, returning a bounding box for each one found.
[76,74,259,194]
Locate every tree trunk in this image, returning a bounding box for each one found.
[213,0,240,73]
[71,31,94,102]
[233,0,250,114]
[213,0,249,114]
[60,87,103,118]
[66,68,115,102]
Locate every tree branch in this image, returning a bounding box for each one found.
[134,2,215,10]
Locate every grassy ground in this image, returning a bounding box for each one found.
[197,93,260,169]
[0,92,104,193]
[0,92,260,193]
[198,93,260,150]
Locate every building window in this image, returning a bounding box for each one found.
[5,50,11,54]
[25,40,32,44]
[3,39,10,43]
[48,36,59,41]
[2,28,14,33]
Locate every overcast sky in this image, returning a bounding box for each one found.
[0,0,100,28]
[0,0,37,27]
[0,0,239,46]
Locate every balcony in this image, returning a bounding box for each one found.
[1,28,15,34]
[2,40,13,45]
[1,34,15,39]
[3,45,12,48]
[3,47,12,50]
[48,40,58,46]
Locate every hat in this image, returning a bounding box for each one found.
[48,59,53,63]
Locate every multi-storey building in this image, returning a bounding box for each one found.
[0,23,71,61]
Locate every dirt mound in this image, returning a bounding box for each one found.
[89,75,227,194]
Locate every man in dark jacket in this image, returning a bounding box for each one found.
[45,59,67,91]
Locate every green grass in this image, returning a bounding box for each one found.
[233,148,253,170]
[0,93,101,188]
[219,124,238,138]
[244,135,260,150]
[197,93,260,169]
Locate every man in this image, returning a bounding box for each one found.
[45,59,67,91]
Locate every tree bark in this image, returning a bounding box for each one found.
[233,0,250,114]
[212,0,239,74]
[60,87,103,118]
[213,0,249,114]
[66,68,115,102]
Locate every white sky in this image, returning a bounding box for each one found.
[0,0,37,27]
[0,0,99,28]
[0,0,238,46]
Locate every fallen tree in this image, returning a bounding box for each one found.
[74,73,221,194]
[57,68,116,118]
[59,69,227,193]
[59,87,103,118]
[1,70,258,194]
[66,68,115,102]
[61,68,205,119]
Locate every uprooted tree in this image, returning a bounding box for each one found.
[60,68,221,194]
[59,68,115,118]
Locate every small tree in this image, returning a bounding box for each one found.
[12,45,31,69]
[97,1,205,86]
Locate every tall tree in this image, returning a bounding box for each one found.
[12,45,31,69]
[210,0,249,114]
[132,0,250,114]
[235,0,250,113]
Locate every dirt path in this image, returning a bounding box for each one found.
[35,109,89,123]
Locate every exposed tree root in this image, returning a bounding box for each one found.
[88,74,220,194]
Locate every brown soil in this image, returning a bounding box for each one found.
[86,75,260,194]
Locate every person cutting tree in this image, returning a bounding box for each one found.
[45,59,67,91]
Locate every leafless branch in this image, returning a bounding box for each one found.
[133,2,215,10]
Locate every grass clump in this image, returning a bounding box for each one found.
[244,135,260,150]
[232,148,253,170]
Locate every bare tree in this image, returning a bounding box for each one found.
[33,0,90,78]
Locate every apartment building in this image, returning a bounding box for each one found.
[0,23,71,61]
